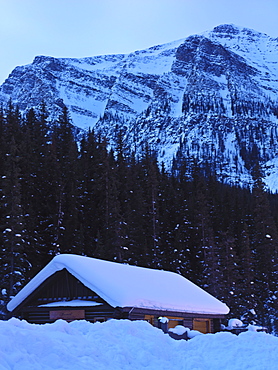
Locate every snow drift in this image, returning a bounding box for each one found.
[0,318,277,370]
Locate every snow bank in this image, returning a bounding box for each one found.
[168,325,203,339]
[227,318,244,329]
[0,318,277,370]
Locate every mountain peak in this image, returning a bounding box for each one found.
[212,24,241,35]
[33,55,55,64]
[209,23,271,41]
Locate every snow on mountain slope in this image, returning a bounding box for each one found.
[205,24,278,95]
[0,54,127,128]
[0,39,182,129]
[1,24,278,190]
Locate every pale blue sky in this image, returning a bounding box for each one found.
[1,0,278,84]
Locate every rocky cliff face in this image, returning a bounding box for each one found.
[1,24,278,190]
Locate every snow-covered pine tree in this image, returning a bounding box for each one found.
[251,163,278,331]
[0,103,29,315]
[51,106,79,254]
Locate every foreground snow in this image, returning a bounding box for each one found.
[0,319,277,370]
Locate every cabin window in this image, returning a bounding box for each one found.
[162,316,184,329]
[193,318,211,333]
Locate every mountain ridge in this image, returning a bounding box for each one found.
[1,24,278,190]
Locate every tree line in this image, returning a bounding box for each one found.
[0,102,277,333]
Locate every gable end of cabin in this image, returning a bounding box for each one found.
[8,269,118,324]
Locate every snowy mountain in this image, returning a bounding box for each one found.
[1,24,278,190]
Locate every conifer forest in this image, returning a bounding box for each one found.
[0,103,277,333]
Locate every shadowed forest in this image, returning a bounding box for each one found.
[0,103,277,332]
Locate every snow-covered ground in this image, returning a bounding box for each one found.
[0,318,277,370]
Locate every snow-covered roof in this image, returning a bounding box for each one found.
[7,254,229,315]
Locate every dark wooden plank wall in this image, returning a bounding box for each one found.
[28,269,105,306]
[23,305,117,324]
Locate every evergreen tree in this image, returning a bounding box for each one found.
[237,221,256,317]
[0,104,29,314]
[158,169,191,275]
[187,170,220,295]
[52,107,79,254]
[216,226,241,314]
[77,130,108,257]
[250,164,278,331]
[139,145,161,267]
[20,107,54,273]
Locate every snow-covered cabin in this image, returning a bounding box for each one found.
[7,254,229,333]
